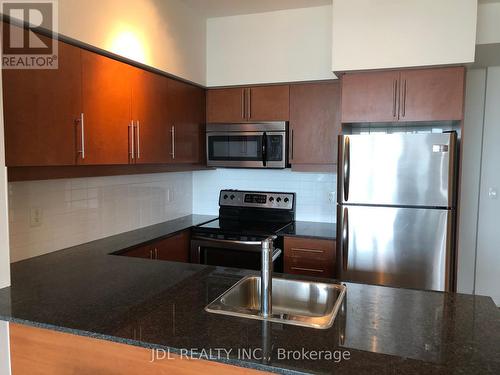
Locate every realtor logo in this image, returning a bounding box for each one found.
[1,0,58,69]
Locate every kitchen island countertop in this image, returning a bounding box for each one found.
[0,214,498,374]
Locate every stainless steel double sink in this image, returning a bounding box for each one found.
[205,275,346,330]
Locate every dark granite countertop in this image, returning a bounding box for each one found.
[278,221,336,240]
[0,214,499,374]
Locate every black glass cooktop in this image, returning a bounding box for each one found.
[194,218,292,238]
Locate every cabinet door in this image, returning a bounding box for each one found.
[80,50,132,165]
[131,68,170,164]
[248,85,289,121]
[399,67,465,121]
[289,82,341,166]
[2,35,82,166]
[154,230,190,262]
[122,245,154,259]
[341,71,400,123]
[167,79,206,163]
[284,236,336,278]
[206,88,245,123]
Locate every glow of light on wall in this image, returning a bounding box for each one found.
[108,29,149,64]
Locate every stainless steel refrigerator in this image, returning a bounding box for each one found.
[337,132,457,292]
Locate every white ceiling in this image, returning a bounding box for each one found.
[182,0,332,18]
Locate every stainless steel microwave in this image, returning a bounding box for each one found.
[206,122,287,169]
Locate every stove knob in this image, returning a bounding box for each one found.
[230,194,235,200]
[223,194,228,200]
[269,197,274,202]
[284,197,289,203]
[276,197,282,203]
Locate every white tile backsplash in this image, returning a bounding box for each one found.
[8,172,193,262]
[192,169,336,223]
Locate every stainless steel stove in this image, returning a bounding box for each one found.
[190,190,296,271]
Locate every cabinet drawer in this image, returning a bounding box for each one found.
[284,236,336,278]
[284,256,334,278]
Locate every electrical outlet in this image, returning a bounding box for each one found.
[30,207,42,227]
[328,191,336,204]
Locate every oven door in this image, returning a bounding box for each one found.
[206,131,286,169]
[190,237,283,272]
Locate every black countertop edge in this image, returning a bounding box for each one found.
[278,221,336,240]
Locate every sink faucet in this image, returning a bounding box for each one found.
[261,236,280,317]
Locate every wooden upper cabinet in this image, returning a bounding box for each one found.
[206,87,245,123]
[341,70,400,123]
[247,85,289,121]
[289,82,341,167]
[131,69,170,164]
[80,50,132,165]
[167,79,206,164]
[399,67,465,122]
[341,67,465,123]
[206,84,289,123]
[2,36,82,167]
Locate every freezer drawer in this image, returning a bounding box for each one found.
[338,133,457,207]
[337,205,453,291]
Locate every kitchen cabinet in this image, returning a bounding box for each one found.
[2,34,82,166]
[121,230,191,262]
[80,49,132,165]
[398,68,465,121]
[289,82,341,169]
[284,236,336,278]
[154,230,190,262]
[167,79,206,164]
[130,68,170,164]
[206,85,289,123]
[341,67,465,123]
[206,87,245,123]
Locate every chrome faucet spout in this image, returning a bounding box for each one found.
[261,236,276,317]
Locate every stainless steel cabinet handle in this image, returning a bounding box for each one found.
[154,248,158,260]
[77,113,85,159]
[291,266,324,273]
[170,125,175,159]
[248,88,252,119]
[402,79,407,118]
[392,80,397,118]
[136,120,140,159]
[291,247,324,254]
[149,249,153,259]
[343,136,350,202]
[290,129,294,161]
[129,121,135,160]
[342,207,349,271]
[241,89,245,119]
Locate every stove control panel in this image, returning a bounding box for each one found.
[219,190,295,210]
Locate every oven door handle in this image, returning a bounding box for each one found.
[262,132,267,167]
[192,235,276,247]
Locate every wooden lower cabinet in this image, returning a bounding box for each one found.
[121,230,190,263]
[10,323,269,375]
[284,236,336,278]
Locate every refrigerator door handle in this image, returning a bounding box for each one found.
[342,207,349,271]
[343,136,350,202]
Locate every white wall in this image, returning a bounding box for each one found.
[193,169,336,223]
[206,5,335,86]
[331,0,477,72]
[475,67,500,305]
[57,0,206,84]
[457,69,486,294]
[8,172,193,262]
[476,2,500,45]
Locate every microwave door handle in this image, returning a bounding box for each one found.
[262,132,267,167]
